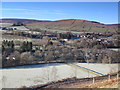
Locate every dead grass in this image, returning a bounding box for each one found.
[59,77,120,88]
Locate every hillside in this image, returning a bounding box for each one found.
[0,18,50,24]
[1,18,118,33]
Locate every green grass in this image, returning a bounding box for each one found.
[0,23,13,27]
[9,26,29,30]
[0,23,29,30]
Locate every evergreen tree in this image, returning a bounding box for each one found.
[11,41,14,52]
[21,41,26,52]
[29,42,33,51]
[26,41,29,51]
[2,45,5,54]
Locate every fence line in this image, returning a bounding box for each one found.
[30,71,120,88]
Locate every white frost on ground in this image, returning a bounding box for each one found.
[0,63,119,88]
[76,63,119,75]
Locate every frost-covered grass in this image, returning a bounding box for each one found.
[0,63,119,88]
[76,63,119,75]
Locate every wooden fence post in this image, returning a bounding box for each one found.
[117,73,119,80]
[108,74,111,80]
[93,77,95,84]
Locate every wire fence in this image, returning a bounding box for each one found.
[28,71,120,89]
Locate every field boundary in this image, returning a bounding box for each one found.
[25,71,120,89]
[67,63,104,76]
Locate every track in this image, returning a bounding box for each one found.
[67,63,104,76]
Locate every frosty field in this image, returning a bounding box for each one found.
[0,63,119,88]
